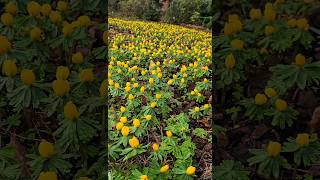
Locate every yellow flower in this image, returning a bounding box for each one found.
[150,102,157,108]
[5,2,17,15]
[203,78,208,83]
[133,83,139,88]
[38,139,54,158]
[157,73,162,79]
[265,25,276,36]
[140,86,145,92]
[155,93,161,99]
[120,117,127,123]
[264,88,277,98]
[149,78,154,84]
[295,53,306,68]
[266,141,281,157]
[275,99,287,112]
[225,54,236,69]
[145,115,152,121]
[30,27,42,41]
[57,1,68,11]
[27,1,41,17]
[52,79,70,96]
[133,119,140,128]
[41,4,52,16]
[194,107,200,112]
[125,86,131,92]
[296,133,310,147]
[49,11,62,24]
[260,48,268,54]
[38,171,58,180]
[152,143,159,151]
[56,66,69,80]
[228,14,239,22]
[140,175,148,180]
[64,101,80,120]
[63,22,74,37]
[72,52,84,64]
[255,93,267,105]
[120,106,126,113]
[109,80,114,86]
[230,39,244,50]
[249,8,262,20]
[116,122,124,130]
[2,59,17,77]
[77,16,91,27]
[79,69,94,82]
[1,13,14,26]
[166,131,173,137]
[99,80,108,97]
[264,3,276,22]
[296,18,309,31]
[129,136,139,148]
[0,35,11,55]
[160,165,169,173]
[287,18,297,28]
[186,166,196,175]
[21,69,35,86]
[204,104,210,109]
[128,94,134,100]
[114,83,120,89]
[121,126,129,136]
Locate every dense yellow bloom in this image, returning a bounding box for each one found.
[0,35,11,55]
[129,136,139,148]
[194,107,200,112]
[120,106,126,113]
[140,175,148,180]
[64,101,80,120]
[265,26,276,36]
[121,126,129,136]
[186,166,196,175]
[2,60,17,77]
[287,18,297,28]
[133,83,139,88]
[249,8,262,20]
[166,131,173,137]
[27,1,41,17]
[30,27,42,41]
[264,88,277,98]
[21,69,36,86]
[230,39,244,50]
[152,143,159,151]
[264,3,276,22]
[266,141,281,157]
[79,69,94,82]
[125,86,131,92]
[116,122,124,130]
[296,18,309,31]
[145,115,152,121]
[150,102,157,108]
[1,13,14,26]
[57,1,68,11]
[120,117,127,123]
[38,171,58,180]
[295,54,306,67]
[5,2,17,15]
[38,139,54,158]
[295,133,310,147]
[255,93,267,105]
[41,4,52,16]
[160,165,169,173]
[149,78,154,84]
[63,22,74,37]
[140,86,145,92]
[275,99,287,112]
[133,119,140,128]
[52,79,70,96]
[49,11,62,24]
[56,66,69,80]
[77,16,91,27]
[72,52,84,64]
[225,54,236,69]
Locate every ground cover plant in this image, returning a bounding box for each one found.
[107,18,212,179]
[0,0,109,179]
[213,0,320,179]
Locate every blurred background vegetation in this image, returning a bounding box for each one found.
[108,0,214,29]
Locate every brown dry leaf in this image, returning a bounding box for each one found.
[198,118,210,127]
[309,106,320,132]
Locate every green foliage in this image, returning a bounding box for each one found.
[213,160,250,180]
